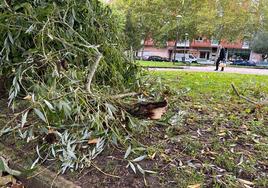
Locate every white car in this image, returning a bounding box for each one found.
[175,53,198,63]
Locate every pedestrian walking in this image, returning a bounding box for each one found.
[214,45,226,71]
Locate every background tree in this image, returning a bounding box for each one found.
[124,11,144,51]
[113,0,263,44]
[251,32,268,59]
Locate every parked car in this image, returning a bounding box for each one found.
[256,61,268,67]
[175,53,198,63]
[147,56,168,62]
[232,60,256,66]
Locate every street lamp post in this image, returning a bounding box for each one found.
[172,15,182,63]
[183,33,189,63]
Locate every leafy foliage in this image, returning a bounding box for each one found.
[0,0,149,173]
[113,0,262,43]
[251,32,268,55]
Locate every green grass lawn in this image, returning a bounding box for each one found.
[145,71,268,187]
[153,71,268,98]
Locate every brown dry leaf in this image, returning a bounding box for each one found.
[44,132,57,144]
[142,91,149,96]
[0,175,16,186]
[187,183,201,188]
[218,132,226,136]
[150,107,167,120]
[88,138,100,144]
[238,178,254,185]
[11,181,24,188]
[23,95,32,100]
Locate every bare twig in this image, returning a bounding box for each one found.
[41,19,50,59]
[0,107,32,137]
[3,0,12,12]
[231,83,258,104]
[50,170,61,188]
[92,162,120,179]
[86,54,103,94]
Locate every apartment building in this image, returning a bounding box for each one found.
[138,37,257,62]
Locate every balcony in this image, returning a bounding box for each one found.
[176,40,190,47]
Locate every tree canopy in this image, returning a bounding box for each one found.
[113,0,265,46]
[251,31,268,55]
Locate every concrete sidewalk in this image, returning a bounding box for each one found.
[149,66,268,75]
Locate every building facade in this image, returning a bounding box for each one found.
[138,37,257,62]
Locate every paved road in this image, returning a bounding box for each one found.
[149,66,268,75]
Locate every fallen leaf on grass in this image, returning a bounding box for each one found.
[23,95,32,100]
[237,155,244,166]
[148,152,156,160]
[218,132,226,136]
[150,107,167,120]
[88,138,100,144]
[0,175,16,186]
[187,183,201,188]
[241,125,248,130]
[11,181,24,188]
[238,178,254,186]
[0,157,21,176]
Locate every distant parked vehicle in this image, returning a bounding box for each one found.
[256,61,268,67]
[134,56,150,60]
[141,56,150,60]
[175,54,198,63]
[232,60,256,66]
[147,56,168,62]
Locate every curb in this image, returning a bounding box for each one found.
[142,66,185,69]
[0,142,81,188]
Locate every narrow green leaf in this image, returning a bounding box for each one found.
[44,99,54,111]
[25,24,35,34]
[129,162,136,174]
[47,33,54,40]
[0,157,21,176]
[132,155,147,162]
[34,108,47,123]
[144,170,157,174]
[30,157,39,169]
[136,164,145,175]
[124,145,131,159]
[0,158,4,171]
[21,110,29,127]
[8,32,14,44]
[72,8,76,20]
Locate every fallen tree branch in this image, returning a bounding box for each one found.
[231,83,258,104]
[86,54,103,94]
[110,92,139,99]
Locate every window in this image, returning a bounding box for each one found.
[200,52,206,58]
[242,41,249,49]
[211,38,219,46]
[195,37,203,42]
